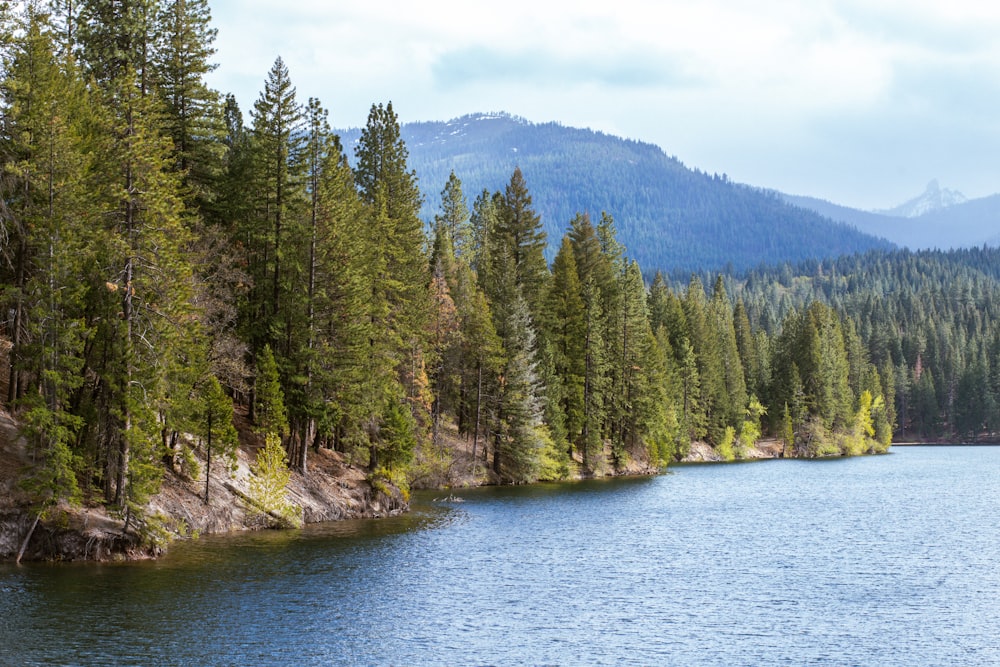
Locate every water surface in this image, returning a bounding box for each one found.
[3,446,999,665]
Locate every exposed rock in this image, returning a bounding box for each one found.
[0,404,405,562]
[681,438,787,463]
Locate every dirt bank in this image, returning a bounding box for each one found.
[0,405,404,562]
[680,438,788,463]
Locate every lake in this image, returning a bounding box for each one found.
[2,446,999,666]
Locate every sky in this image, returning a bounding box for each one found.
[207,0,1000,210]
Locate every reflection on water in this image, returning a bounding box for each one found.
[3,447,1000,666]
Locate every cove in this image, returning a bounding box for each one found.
[3,446,999,666]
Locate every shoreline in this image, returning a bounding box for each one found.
[0,406,405,563]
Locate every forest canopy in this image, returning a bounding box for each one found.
[1,1,993,529]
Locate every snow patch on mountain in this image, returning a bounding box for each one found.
[878,179,967,218]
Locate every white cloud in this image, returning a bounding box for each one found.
[207,0,1000,208]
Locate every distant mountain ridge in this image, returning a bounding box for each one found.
[877,179,967,218]
[783,187,1000,251]
[338,112,893,275]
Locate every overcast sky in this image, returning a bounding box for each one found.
[207,0,1000,210]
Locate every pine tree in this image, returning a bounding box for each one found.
[709,276,747,434]
[281,96,337,474]
[567,213,616,468]
[84,62,201,519]
[308,131,367,455]
[546,236,586,449]
[614,261,653,464]
[495,167,548,320]
[152,0,225,216]
[647,271,671,334]
[2,5,90,512]
[255,344,288,438]
[733,299,760,397]
[353,101,429,470]
[195,375,237,503]
[435,170,472,261]
[77,0,156,90]
[468,187,498,278]
[452,263,503,469]
[676,337,704,452]
[633,328,677,465]
[427,255,460,447]
[2,5,91,409]
[246,56,306,356]
[248,432,300,527]
[495,293,547,482]
[684,276,726,442]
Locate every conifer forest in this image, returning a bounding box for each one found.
[3,1,1000,526]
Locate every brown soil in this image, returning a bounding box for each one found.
[150,411,406,540]
[681,438,788,463]
[0,335,733,563]
[0,332,402,563]
[411,418,660,490]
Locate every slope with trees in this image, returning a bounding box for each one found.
[7,2,985,561]
[340,113,894,273]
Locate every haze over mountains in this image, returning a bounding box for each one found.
[341,112,998,274]
[783,181,1000,252]
[340,113,892,275]
[878,180,967,218]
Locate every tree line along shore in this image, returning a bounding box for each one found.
[7,2,1000,559]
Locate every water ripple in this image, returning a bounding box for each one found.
[3,447,1000,665]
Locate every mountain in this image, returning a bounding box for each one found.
[338,113,892,275]
[878,179,967,218]
[783,190,1000,251]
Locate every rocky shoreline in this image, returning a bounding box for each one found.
[1,405,891,563]
[679,439,787,463]
[0,407,406,562]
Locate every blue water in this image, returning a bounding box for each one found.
[2,446,999,666]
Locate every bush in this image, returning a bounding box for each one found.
[248,433,302,528]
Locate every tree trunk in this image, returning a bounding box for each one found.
[471,363,482,475]
[16,513,42,565]
[205,411,212,504]
[492,403,502,477]
[6,234,27,405]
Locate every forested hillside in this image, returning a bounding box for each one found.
[725,247,1000,441]
[339,113,893,274]
[6,1,996,547]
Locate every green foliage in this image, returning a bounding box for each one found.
[841,390,887,456]
[19,436,83,518]
[248,433,302,528]
[736,396,766,459]
[536,424,571,481]
[255,345,288,438]
[379,399,418,473]
[435,170,472,260]
[715,426,736,462]
[196,376,239,501]
[781,404,795,451]
[27,0,1000,530]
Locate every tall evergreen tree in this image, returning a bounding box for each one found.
[195,375,237,503]
[435,170,472,261]
[152,0,224,215]
[77,0,156,90]
[495,167,548,320]
[1,5,92,510]
[709,276,747,434]
[546,236,586,450]
[353,101,429,470]
[246,56,305,356]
